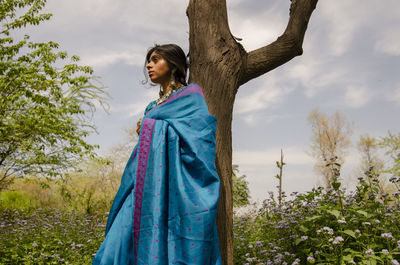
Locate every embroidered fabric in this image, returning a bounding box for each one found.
[155,84,185,105]
[92,83,222,265]
[144,85,185,115]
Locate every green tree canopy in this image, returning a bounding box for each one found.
[232,164,250,208]
[0,0,108,189]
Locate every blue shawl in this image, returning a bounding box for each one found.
[93,84,222,265]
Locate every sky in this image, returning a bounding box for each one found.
[23,0,400,203]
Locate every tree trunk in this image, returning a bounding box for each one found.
[187,0,318,264]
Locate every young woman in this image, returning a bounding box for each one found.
[93,44,222,265]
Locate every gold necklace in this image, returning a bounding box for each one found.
[156,84,184,105]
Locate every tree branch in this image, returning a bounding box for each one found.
[239,0,318,86]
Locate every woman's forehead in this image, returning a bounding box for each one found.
[149,51,162,60]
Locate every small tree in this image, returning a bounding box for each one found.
[381,131,400,178]
[106,125,139,172]
[0,0,108,190]
[357,134,386,193]
[307,109,353,188]
[232,164,250,208]
[275,149,285,206]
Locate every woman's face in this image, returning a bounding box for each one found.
[146,52,170,84]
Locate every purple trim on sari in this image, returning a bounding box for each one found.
[146,83,204,115]
[133,118,156,264]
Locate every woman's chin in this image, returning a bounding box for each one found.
[150,78,160,84]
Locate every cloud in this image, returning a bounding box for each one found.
[239,113,283,126]
[228,17,285,52]
[316,1,389,57]
[344,86,372,108]
[235,73,294,114]
[387,84,400,105]
[375,28,400,56]
[233,72,295,126]
[233,146,313,166]
[110,89,159,118]
[227,0,289,52]
[316,1,360,56]
[233,145,363,202]
[38,0,189,69]
[233,146,317,201]
[235,84,281,114]
[288,59,347,98]
[81,49,144,68]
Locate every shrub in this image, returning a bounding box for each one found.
[234,160,400,264]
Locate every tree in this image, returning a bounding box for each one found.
[357,134,386,193]
[381,131,400,178]
[59,124,138,214]
[232,164,250,208]
[307,109,353,188]
[186,0,319,263]
[0,0,107,190]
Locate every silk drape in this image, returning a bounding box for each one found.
[93,84,222,265]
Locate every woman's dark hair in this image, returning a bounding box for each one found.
[144,44,188,93]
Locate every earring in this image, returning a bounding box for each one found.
[170,69,177,90]
[159,85,163,97]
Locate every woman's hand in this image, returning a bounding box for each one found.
[136,118,142,135]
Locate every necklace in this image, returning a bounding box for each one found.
[156,84,185,105]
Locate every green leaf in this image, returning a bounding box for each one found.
[306,215,322,221]
[343,230,356,238]
[299,225,309,233]
[327,209,341,219]
[342,254,353,262]
[332,182,341,190]
[356,210,369,217]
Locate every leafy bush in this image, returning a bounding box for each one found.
[1,167,120,215]
[0,191,38,212]
[0,208,106,265]
[2,159,400,264]
[234,160,400,264]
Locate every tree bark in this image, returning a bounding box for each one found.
[186,0,318,264]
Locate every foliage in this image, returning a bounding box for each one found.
[0,190,38,211]
[0,208,106,264]
[357,134,389,195]
[234,159,400,265]
[60,159,121,215]
[275,149,285,205]
[381,132,400,178]
[2,159,400,264]
[307,109,353,188]
[358,135,383,170]
[0,0,108,189]
[2,169,119,215]
[233,164,251,208]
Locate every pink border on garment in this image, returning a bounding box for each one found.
[146,83,204,115]
[133,117,156,264]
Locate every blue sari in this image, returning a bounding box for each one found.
[93,84,222,265]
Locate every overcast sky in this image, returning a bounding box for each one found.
[25,0,400,202]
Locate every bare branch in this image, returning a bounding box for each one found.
[239,0,318,86]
